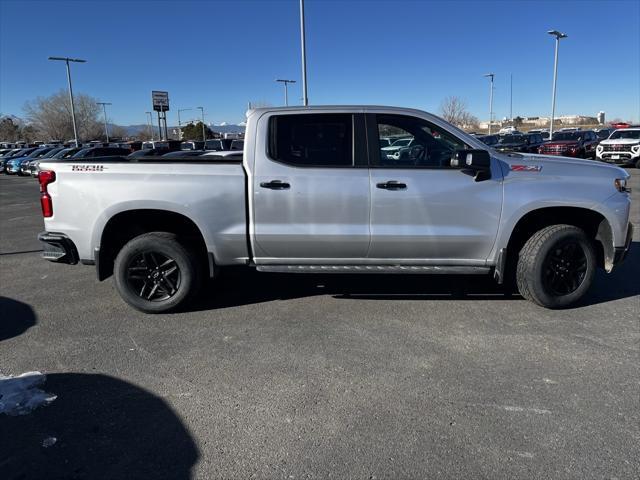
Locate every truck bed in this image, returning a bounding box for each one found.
[38,159,249,265]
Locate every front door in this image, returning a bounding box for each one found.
[252,112,370,263]
[367,113,503,264]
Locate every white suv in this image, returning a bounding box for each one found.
[596,128,640,167]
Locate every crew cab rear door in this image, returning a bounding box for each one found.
[251,112,370,263]
[366,113,502,264]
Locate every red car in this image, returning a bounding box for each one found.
[611,122,631,130]
[538,130,600,158]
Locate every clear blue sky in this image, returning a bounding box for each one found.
[1,0,639,126]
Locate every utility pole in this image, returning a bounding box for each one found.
[299,0,308,106]
[97,102,112,142]
[177,108,192,140]
[197,107,206,143]
[276,79,296,106]
[48,56,86,147]
[548,30,568,138]
[145,111,154,141]
[483,73,495,134]
[510,74,513,121]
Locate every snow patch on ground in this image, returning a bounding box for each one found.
[0,371,57,416]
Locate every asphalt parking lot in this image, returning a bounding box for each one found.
[1,170,639,479]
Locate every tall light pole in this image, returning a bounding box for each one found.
[48,56,86,147]
[97,102,112,142]
[548,30,568,138]
[483,73,495,134]
[197,107,206,143]
[177,108,192,140]
[145,111,154,141]
[299,0,308,106]
[510,74,513,122]
[276,79,296,106]
[177,108,192,128]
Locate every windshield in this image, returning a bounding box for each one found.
[552,132,582,141]
[391,138,411,147]
[609,130,640,140]
[499,135,524,144]
[72,148,92,157]
[42,148,64,158]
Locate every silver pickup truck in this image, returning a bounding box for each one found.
[37,106,633,313]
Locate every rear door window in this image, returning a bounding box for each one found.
[268,114,354,167]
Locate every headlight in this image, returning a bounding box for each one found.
[614,178,630,193]
[596,145,603,151]
[631,145,640,153]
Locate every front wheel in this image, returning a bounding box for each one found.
[113,232,203,313]
[516,224,596,309]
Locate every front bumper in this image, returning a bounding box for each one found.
[38,231,79,264]
[597,151,640,164]
[613,223,634,267]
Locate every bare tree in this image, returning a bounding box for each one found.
[24,90,102,142]
[0,117,21,141]
[439,96,479,130]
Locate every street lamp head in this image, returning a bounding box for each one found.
[547,30,568,39]
[48,56,87,63]
[483,73,495,79]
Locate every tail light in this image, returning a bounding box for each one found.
[38,170,56,217]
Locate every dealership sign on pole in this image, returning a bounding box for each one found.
[152,90,170,140]
[152,91,169,112]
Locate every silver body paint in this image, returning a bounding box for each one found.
[40,106,631,270]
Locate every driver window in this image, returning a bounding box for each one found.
[375,114,469,168]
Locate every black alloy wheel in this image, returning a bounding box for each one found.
[126,251,181,301]
[113,232,203,313]
[541,240,588,296]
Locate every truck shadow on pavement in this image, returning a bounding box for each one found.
[190,242,639,311]
[0,373,199,480]
[0,297,37,341]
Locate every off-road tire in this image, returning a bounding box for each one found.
[114,232,203,313]
[516,224,596,309]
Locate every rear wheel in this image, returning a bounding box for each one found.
[114,232,202,313]
[516,224,596,308]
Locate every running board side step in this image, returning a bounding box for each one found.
[256,265,490,274]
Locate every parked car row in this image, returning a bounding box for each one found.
[472,127,640,167]
[0,141,246,177]
[0,137,246,176]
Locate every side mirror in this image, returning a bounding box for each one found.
[450,149,491,181]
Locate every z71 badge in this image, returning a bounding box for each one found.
[510,164,542,172]
[72,165,105,172]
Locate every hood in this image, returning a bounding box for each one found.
[499,152,627,177]
[599,138,640,145]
